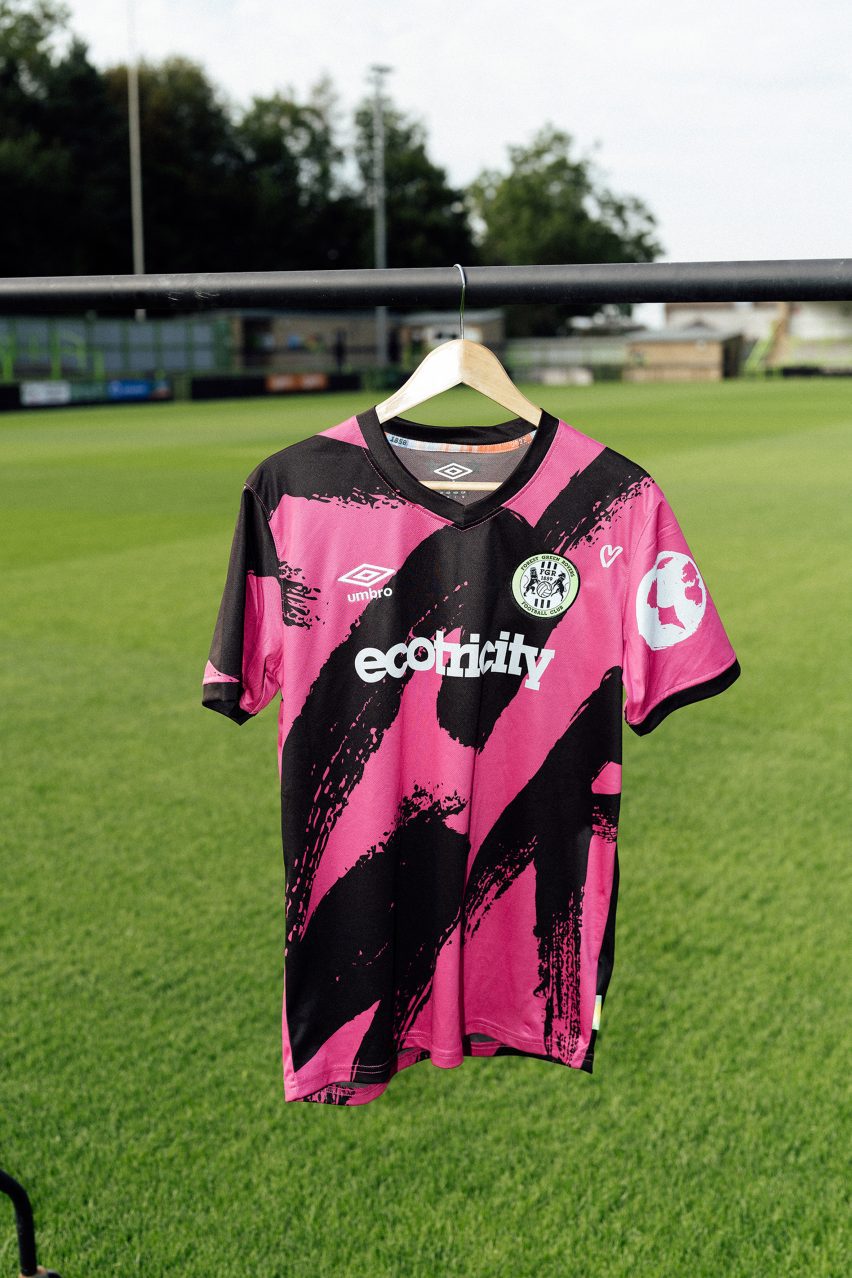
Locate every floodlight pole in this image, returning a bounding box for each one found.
[127,0,146,321]
[370,64,393,373]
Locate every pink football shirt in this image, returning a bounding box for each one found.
[202,404,740,1104]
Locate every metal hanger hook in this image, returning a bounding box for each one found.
[453,263,466,341]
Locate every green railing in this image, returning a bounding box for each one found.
[0,314,233,383]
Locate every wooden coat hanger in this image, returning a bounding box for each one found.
[374,264,544,492]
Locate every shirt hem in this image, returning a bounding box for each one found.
[285,1020,596,1105]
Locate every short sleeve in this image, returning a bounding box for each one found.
[622,483,740,736]
[201,481,284,725]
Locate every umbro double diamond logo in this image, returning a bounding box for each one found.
[433,462,473,480]
[338,562,395,602]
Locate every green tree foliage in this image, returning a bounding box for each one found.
[353,101,478,268]
[102,55,245,272]
[0,0,68,107]
[233,75,364,269]
[0,0,129,273]
[467,124,664,334]
[0,3,368,274]
[0,2,661,313]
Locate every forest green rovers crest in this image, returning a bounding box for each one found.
[511,552,580,618]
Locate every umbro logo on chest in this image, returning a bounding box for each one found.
[337,562,396,602]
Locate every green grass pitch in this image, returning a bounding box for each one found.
[1,380,849,1277]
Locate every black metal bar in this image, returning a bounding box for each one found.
[0,259,847,314]
[0,1168,38,1276]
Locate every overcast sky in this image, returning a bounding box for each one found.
[64,1,850,326]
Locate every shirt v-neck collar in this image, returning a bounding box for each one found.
[356,402,560,529]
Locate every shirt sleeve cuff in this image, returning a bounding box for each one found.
[627,657,741,737]
[201,682,256,725]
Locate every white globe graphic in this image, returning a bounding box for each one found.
[635,550,706,650]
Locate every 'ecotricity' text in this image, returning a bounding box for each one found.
[355,629,556,691]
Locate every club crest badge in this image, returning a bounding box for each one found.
[511,552,580,618]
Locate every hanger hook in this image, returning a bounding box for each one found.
[453,263,466,341]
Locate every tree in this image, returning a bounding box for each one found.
[0,2,664,305]
[353,101,478,268]
[0,0,70,117]
[466,123,664,335]
[0,0,128,274]
[101,55,246,272]
[234,74,363,269]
